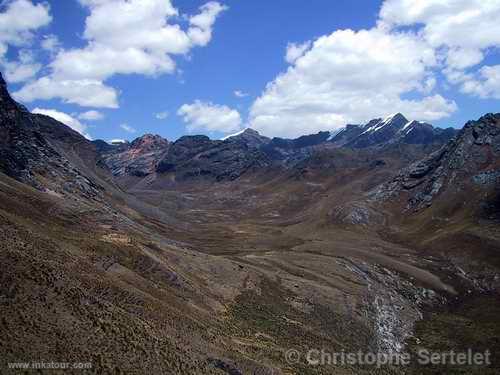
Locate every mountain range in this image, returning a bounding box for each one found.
[1,71,499,374]
[94,111,458,184]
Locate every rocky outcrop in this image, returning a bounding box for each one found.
[329,114,457,149]
[328,124,364,147]
[260,131,331,165]
[370,113,500,210]
[0,72,102,198]
[156,135,271,181]
[223,128,270,148]
[331,202,386,226]
[396,120,457,145]
[97,134,169,177]
[91,114,456,180]
[347,113,410,148]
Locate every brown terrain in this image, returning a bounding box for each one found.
[1,72,499,374]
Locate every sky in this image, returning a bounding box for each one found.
[1,0,500,141]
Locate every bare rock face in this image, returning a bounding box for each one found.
[260,131,332,165]
[0,72,102,198]
[331,202,386,226]
[348,113,409,148]
[370,113,500,210]
[329,114,457,149]
[97,134,169,177]
[0,72,29,117]
[156,135,271,181]
[397,120,457,145]
[328,124,365,147]
[224,128,271,148]
[91,113,456,181]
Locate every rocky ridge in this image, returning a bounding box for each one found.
[370,113,500,210]
[329,113,458,149]
[95,134,169,177]
[156,134,271,181]
[0,73,102,198]
[92,112,457,182]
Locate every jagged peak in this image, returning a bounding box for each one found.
[384,112,408,123]
[0,71,29,113]
[130,133,169,150]
[242,128,262,136]
[222,127,263,140]
[472,112,500,126]
[360,113,408,136]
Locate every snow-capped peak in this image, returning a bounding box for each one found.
[360,113,409,136]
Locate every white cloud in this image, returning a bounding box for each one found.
[3,61,39,82]
[249,28,456,138]
[188,2,228,46]
[78,110,104,121]
[379,0,500,76]
[120,123,136,133]
[178,100,242,134]
[14,0,227,108]
[2,49,40,83]
[41,34,60,53]
[50,0,226,81]
[460,65,500,99]
[32,107,91,139]
[379,0,500,52]
[377,0,500,117]
[155,111,169,120]
[445,48,484,71]
[14,77,119,108]
[0,0,51,83]
[285,41,311,64]
[0,0,51,54]
[234,90,248,98]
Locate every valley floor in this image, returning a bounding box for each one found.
[2,167,498,374]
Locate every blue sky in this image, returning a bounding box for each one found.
[1,0,500,141]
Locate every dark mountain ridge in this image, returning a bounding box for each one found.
[93,112,458,183]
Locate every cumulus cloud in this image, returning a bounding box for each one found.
[0,0,51,83]
[32,107,91,139]
[14,0,227,107]
[40,34,60,53]
[379,0,500,94]
[14,77,119,108]
[155,110,169,120]
[188,2,228,46]
[2,50,40,83]
[379,0,500,52]
[460,65,500,99]
[234,90,248,98]
[120,123,136,133]
[178,100,242,134]
[0,0,51,54]
[249,28,456,138]
[78,110,104,121]
[285,41,311,64]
